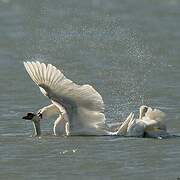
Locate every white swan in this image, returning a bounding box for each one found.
[23,61,168,138]
[23,61,110,136]
[125,105,168,138]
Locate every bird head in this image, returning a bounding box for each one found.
[22,112,37,120]
[22,112,41,137]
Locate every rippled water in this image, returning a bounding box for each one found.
[1,0,180,179]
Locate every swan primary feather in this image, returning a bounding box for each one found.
[24,61,168,138]
[24,61,107,135]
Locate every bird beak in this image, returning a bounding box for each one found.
[22,112,36,120]
[22,115,29,120]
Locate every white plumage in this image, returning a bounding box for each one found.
[24,61,106,135]
[24,61,168,138]
[125,106,168,138]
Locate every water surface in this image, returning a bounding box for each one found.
[0,0,180,179]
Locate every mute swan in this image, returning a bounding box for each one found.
[126,105,169,138]
[23,61,168,138]
[22,104,168,138]
[23,61,110,136]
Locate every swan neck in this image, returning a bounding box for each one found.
[139,112,143,119]
[139,106,148,119]
[32,118,41,136]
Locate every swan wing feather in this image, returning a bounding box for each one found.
[24,61,105,134]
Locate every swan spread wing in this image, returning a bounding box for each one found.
[24,61,106,135]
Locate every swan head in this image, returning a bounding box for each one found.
[22,112,36,120]
[139,105,149,119]
[22,112,41,137]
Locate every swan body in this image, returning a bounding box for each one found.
[126,106,168,138]
[23,61,168,138]
[24,61,108,136]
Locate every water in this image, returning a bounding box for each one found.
[0,0,180,179]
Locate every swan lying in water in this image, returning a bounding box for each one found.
[125,105,169,138]
[22,61,168,138]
